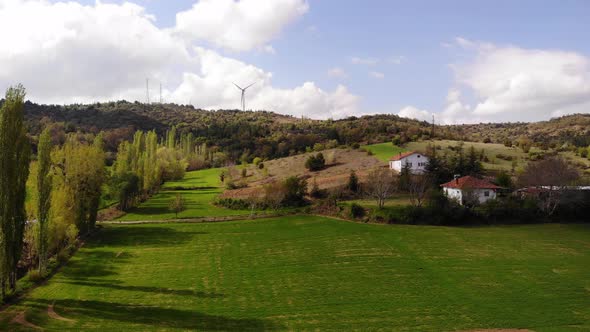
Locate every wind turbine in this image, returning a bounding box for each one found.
[233,82,256,112]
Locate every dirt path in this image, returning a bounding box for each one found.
[47,303,75,323]
[11,311,43,330]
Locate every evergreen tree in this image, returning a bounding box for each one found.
[465,146,483,176]
[0,85,30,297]
[36,128,52,273]
[424,144,450,186]
[398,163,411,191]
[347,170,360,193]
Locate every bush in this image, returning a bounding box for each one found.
[253,157,262,166]
[57,248,71,265]
[305,153,326,171]
[28,270,45,283]
[216,198,252,210]
[348,203,365,219]
[283,176,308,206]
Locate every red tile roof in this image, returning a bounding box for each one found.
[440,175,501,190]
[389,151,419,161]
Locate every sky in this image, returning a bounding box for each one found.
[0,0,589,124]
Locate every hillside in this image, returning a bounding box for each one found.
[221,148,383,199]
[13,100,590,163]
[446,114,590,147]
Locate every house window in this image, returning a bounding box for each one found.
[484,191,490,197]
[406,162,413,167]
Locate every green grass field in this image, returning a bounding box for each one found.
[364,140,590,173]
[2,216,589,331]
[117,168,251,221]
[361,142,407,162]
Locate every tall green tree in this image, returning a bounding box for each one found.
[0,85,31,297]
[36,128,52,273]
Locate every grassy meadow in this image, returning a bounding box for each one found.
[117,168,251,221]
[2,216,589,331]
[364,140,590,172]
[362,142,407,162]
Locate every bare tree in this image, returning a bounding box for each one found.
[518,157,580,215]
[408,174,431,207]
[365,168,398,209]
[169,193,186,218]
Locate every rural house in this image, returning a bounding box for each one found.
[441,175,501,205]
[389,151,429,173]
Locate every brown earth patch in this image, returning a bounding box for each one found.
[11,311,43,330]
[221,148,385,200]
[47,303,75,323]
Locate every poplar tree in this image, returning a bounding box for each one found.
[0,84,30,296]
[36,128,52,273]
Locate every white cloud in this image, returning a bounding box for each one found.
[369,71,385,79]
[0,0,188,104]
[440,38,590,123]
[261,45,276,54]
[350,56,379,65]
[0,0,360,119]
[172,48,359,119]
[397,106,432,122]
[174,0,308,52]
[327,67,347,79]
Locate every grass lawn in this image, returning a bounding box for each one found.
[117,168,251,221]
[361,142,406,162]
[2,216,589,331]
[342,194,412,208]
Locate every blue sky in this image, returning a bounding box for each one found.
[132,0,590,114]
[8,0,590,122]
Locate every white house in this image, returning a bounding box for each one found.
[389,151,429,174]
[441,175,501,205]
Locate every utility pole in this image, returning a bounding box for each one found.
[431,114,435,139]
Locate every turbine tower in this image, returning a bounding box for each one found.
[233,82,256,112]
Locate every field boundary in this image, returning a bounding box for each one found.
[101,212,292,225]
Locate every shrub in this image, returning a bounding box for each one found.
[28,270,44,283]
[347,171,360,193]
[216,198,252,210]
[305,153,326,171]
[253,157,262,166]
[310,178,327,198]
[348,203,365,219]
[283,176,308,206]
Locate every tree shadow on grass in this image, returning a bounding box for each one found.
[29,299,283,331]
[60,279,224,298]
[60,250,130,279]
[89,226,207,248]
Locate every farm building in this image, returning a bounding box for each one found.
[389,151,428,173]
[441,175,501,205]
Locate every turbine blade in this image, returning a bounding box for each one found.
[233,83,243,90]
[244,82,256,90]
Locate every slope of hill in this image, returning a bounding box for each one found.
[446,114,590,147]
[11,99,590,163]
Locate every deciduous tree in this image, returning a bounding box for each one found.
[0,85,30,296]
